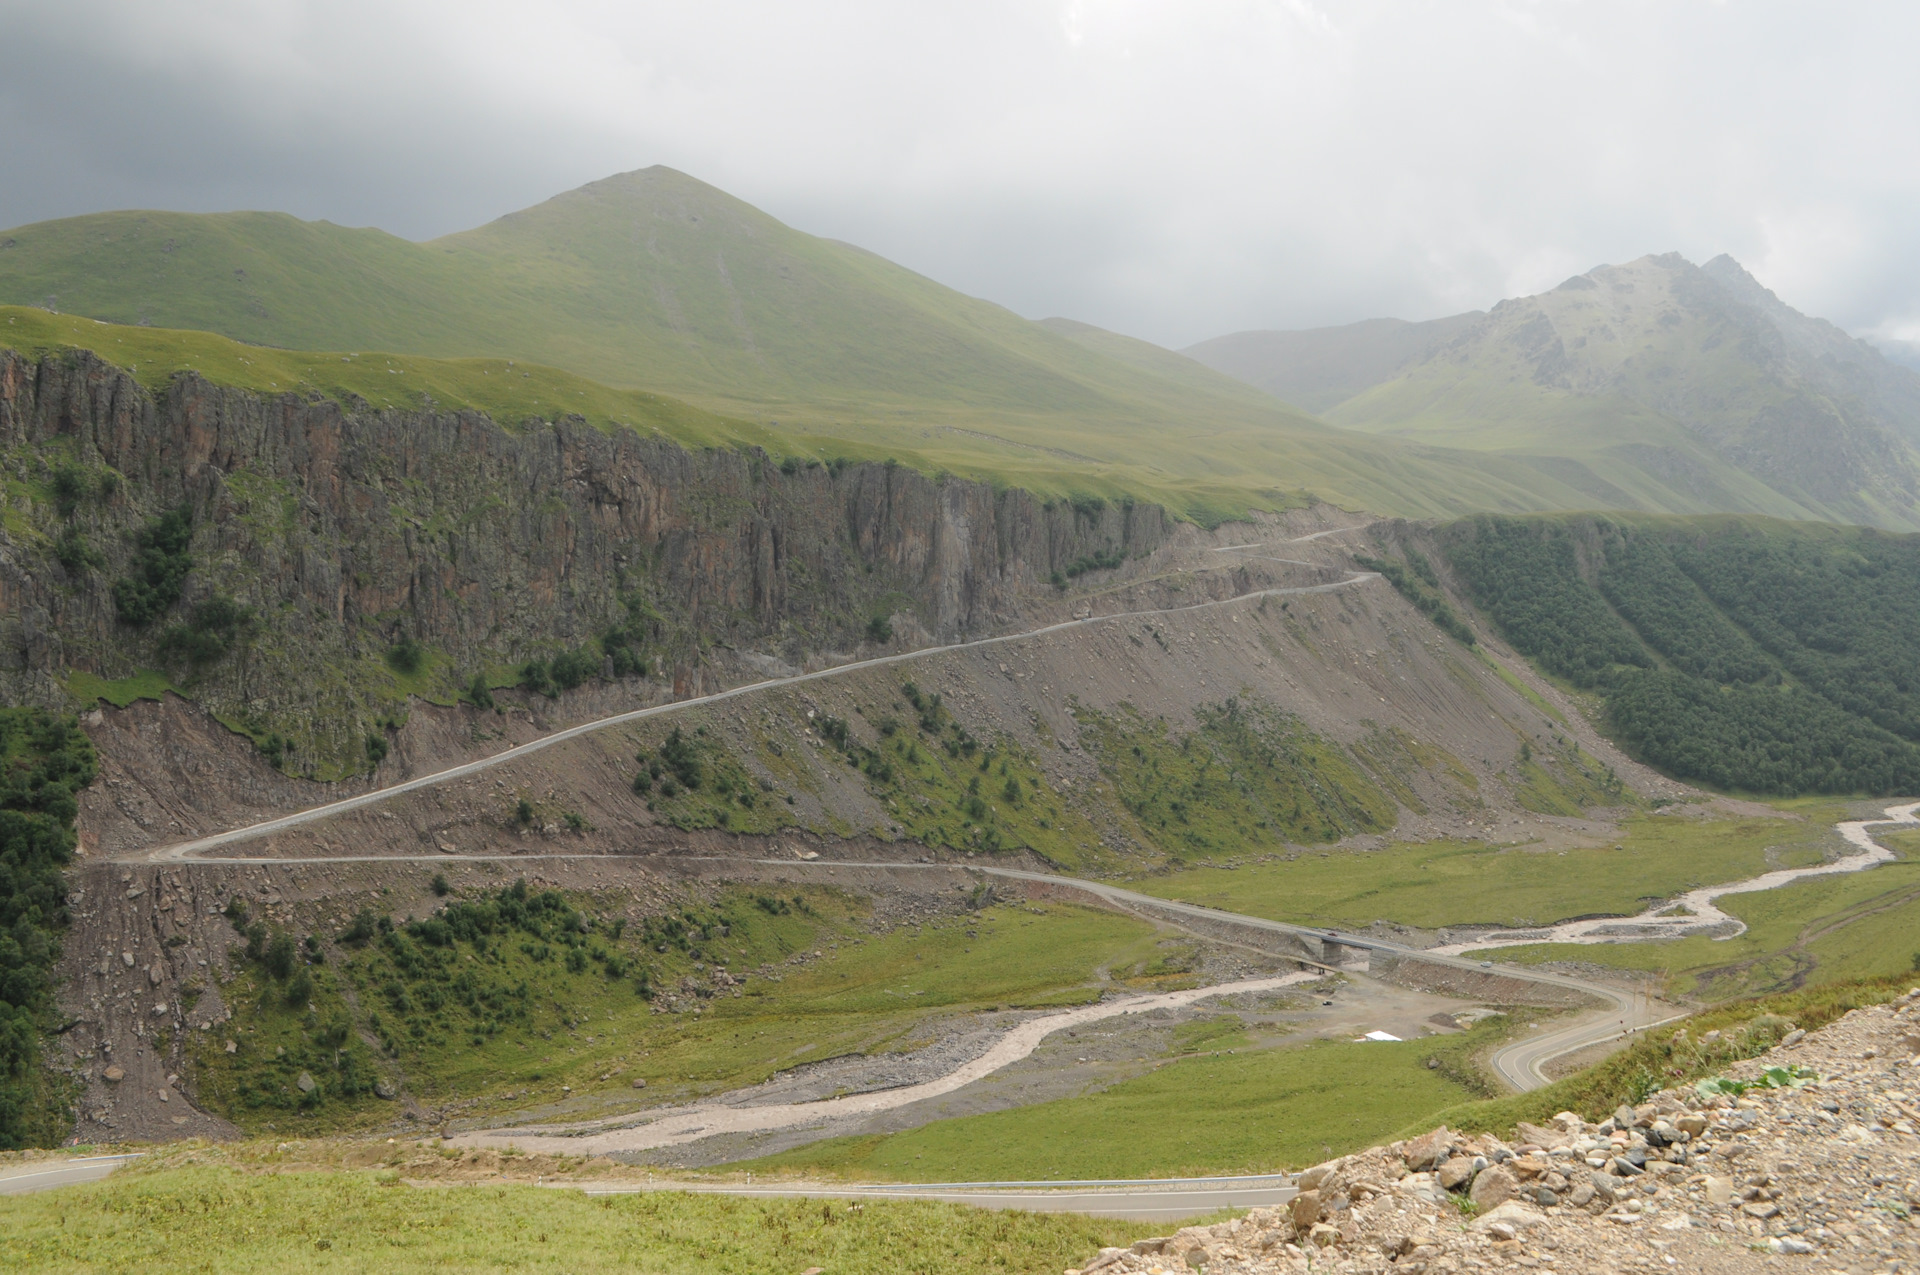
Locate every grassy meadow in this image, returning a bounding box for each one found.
[1483,821,1920,999]
[189,889,1190,1136]
[1126,805,1840,931]
[736,1020,1510,1182]
[0,1157,1144,1274]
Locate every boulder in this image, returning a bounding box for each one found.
[1508,1155,1548,1180]
[296,1071,317,1094]
[374,1079,397,1099]
[1436,1156,1476,1191]
[1468,1164,1521,1210]
[1289,1190,1322,1231]
[1400,1126,1453,1171]
[102,1066,124,1083]
[1307,1223,1340,1249]
[1296,1161,1338,1192]
[1515,1121,1569,1150]
[1471,1202,1549,1233]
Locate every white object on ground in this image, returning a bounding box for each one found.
[450,972,1318,1157]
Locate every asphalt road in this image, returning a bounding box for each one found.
[0,1155,140,1196]
[575,1174,1297,1223]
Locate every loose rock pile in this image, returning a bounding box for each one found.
[1072,989,1920,1274]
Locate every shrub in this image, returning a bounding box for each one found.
[53,528,100,576]
[285,968,314,1007]
[49,466,86,517]
[365,733,389,765]
[263,933,298,980]
[515,799,534,826]
[157,596,255,668]
[244,923,269,963]
[224,897,249,927]
[112,507,194,626]
[386,636,424,676]
[866,614,893,644]
[658,727,702,790]
[339,910,377,946]
[550,648,595,691]
[462,673,495,710]
[431,873,450,897]
[519,660,554,697]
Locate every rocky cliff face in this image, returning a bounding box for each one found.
[0,347,1169,774]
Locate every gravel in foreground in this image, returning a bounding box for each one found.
[1073,988,1920,1275]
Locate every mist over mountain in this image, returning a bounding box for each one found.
[1188,254,1920,530]
[0,169,1787,526]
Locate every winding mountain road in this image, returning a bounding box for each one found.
[140,569,1378,864]
[123,556,1676,1096]
[129,556,1915,1104]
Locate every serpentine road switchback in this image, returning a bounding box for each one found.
[111,547,1920,1173]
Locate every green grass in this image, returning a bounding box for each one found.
[1127,807,1836,931]
[0,1161,1143,1274]
[1077,701,1398,860]
[1482,820,1920,999]
[1419,973,1918,1138]
[0,173,1778,526]
[188,890,1170,1135]
[772,694,1123,870]
[1320,259,1912,529]
[736,1021,1507,1181]
[64,667,172,708]
[0,306,778,454]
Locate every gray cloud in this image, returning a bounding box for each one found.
[2,0,1916,348]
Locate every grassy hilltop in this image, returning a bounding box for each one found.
[0,171,1798,525]
[1190,254,1920,530]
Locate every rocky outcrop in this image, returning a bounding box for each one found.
[1074,987,1920,1274]
[0,347,1169,771]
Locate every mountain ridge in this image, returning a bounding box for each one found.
[1186,253,1920,530]
[0,174,1728,524]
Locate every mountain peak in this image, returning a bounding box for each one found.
[1699,253,1779,309]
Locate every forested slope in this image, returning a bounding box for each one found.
[0,708,94,1147]
[1441,515,1920,795]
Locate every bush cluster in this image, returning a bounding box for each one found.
[342,880,654,1051]
[0,711,97,1148]
[1354,552,1474,645]
[157,596,255,669]
[112,507,194,626]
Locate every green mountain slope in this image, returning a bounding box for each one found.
[1439,512,1920,794]
[1183,314,1480,414]
[1188,255,1920,530]
[0,171,1824,524]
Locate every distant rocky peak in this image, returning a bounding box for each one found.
[1699,253,1777,308]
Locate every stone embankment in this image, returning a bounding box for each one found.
[1073,989,1920,1274]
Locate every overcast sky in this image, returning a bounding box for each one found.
[2,1,1915,349]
